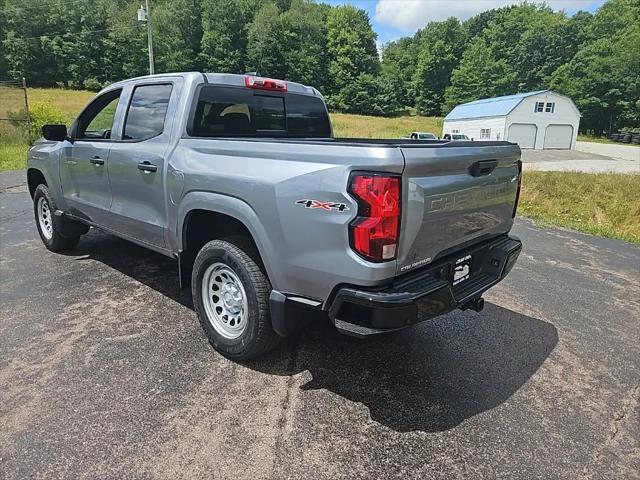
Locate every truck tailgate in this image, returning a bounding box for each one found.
[397,143,521,275]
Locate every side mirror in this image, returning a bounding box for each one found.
[42,124,68,142]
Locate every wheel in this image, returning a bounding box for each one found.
[33,184,88,252]
[192,237,280,360]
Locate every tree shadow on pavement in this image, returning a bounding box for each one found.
[67,229,558,433]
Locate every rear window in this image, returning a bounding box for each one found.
[189,86,331,138]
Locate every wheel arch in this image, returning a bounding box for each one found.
[177,191,280,289]
[27,168,48,198]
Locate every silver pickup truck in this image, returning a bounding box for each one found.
[27,72,522,359]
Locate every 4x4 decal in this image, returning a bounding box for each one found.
[296,199,349,212]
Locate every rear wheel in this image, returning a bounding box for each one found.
[33,184,88,252]
[192,237,280,360]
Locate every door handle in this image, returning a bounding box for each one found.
[137,161,158,173]
[90,156,105,166]
[469,160,498,177]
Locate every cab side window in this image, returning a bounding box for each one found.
[75,89,122,140]
[123,84,173,140]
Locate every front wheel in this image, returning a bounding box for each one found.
[192,237,280,360]
[33,184,87,252]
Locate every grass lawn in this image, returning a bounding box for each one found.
[27,88,94,120]
[331,113,442,138]
[0,142,29,171]
[520,171,640,243]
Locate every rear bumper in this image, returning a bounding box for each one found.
[327,235,522,337]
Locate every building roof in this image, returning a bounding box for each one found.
[444,90,549,121]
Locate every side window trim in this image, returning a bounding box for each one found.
[71,88,123,142]
[120,82,174,143]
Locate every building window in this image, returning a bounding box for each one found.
[480,128,491,139]
[545,102,555,113]
[452,128,460,133]
[535,101,544,112]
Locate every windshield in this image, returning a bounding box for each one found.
[418,133,436,139]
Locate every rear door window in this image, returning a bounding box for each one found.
[123,84,173,140]
[190,86,331,138]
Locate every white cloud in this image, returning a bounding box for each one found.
[375,0,599,33]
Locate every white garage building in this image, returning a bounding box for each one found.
[443,90,581,149]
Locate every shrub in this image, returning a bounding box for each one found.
[83,77,103,91]
[28,102,68,132]
[7,102,68,142]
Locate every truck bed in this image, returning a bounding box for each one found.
[185,136,515,148]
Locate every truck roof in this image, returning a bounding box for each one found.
[106,72,321,97]
[204,73,320,97]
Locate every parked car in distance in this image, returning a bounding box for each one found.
[403,131,438,140]
[27,72,522,360]
[443,133,470,140]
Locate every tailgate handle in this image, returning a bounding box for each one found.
[469,160,498,177]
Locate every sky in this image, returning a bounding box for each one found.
[323,0,607,45]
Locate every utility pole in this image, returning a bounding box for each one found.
[137,1,155,75]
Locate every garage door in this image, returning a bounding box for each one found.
[508,123,537,149]
[544,124,573,149]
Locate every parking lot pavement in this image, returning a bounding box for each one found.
[1,174,639,479]
[576,141,640,162]
[521,148,640,174]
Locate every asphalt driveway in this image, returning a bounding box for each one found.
[521,146,639,174]
[1,173,639,479]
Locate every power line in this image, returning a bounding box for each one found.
[4,25,139,42]
[0,0,144,16]
[0,0,94,14]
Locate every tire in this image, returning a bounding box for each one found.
[192,236,280,360]
[33,184,88,252]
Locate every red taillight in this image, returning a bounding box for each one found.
[349,173,401,262]
[245,75,287,92]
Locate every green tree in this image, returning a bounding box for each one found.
[2,0,64,83]
[246,2,285,78]
[411,17,467,115]
[332,72,400,115]
[102,1,150,81]
[278,0,330,90]
[549,0,640,133]
[463,8,500,38]
[246,0,329,89]
[480,4,574,91]
[325,4,379,99]
[154,0,203,73]
[199,0,257,73]
[443,37,517,113]
[381,36,416,108]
